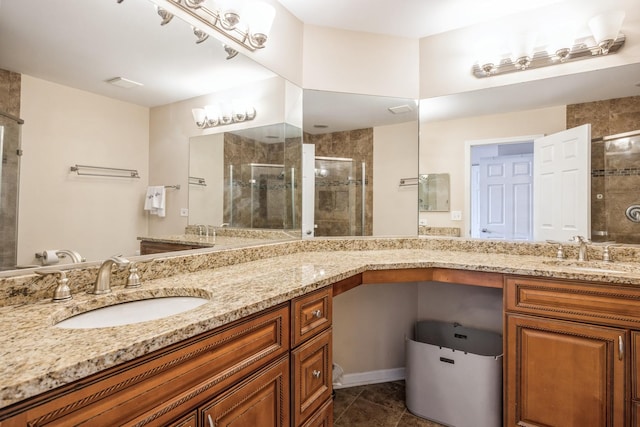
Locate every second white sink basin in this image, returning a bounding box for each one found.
[55,296,209,329]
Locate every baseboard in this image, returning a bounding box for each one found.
[333,367,405,389]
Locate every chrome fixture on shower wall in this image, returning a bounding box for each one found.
[473,10,626,78]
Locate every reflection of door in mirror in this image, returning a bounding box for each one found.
[467,125,591,242]
[471,148,533,240]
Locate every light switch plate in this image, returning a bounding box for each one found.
[451,211,462,221]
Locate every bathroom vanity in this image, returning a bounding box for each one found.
[1,237,640,426]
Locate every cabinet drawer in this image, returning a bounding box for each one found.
[506,276,640,328]
[167,411,197,427]
[300,399,333,427]
[3,305,289,427]
[292,328,332,427]
[200,356,290,427]
[292,287,332,347]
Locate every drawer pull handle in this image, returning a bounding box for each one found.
[619,336,624,361]
[312,369,322,379]
[312,309,322,318]
[207,414,215,427]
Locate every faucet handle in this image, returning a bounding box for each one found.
[125,262,142,289]
[36,269,72,302]
[572,235,591,244]
[546,240,565,259]
[602,243,620,263]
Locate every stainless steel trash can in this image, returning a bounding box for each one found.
[405,320,502,427]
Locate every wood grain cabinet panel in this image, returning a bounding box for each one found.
[291,287,332,348]
[140,241,207,255]
[200,356,289,427]
[506,314,626,427]
[505,276,640,328]
[292,329,332,427]
[167,411,197,427]
[300,399,333,427]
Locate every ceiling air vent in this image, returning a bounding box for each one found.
[388,104,413,114]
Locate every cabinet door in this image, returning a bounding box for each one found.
[506,314,627,427]
[201,356,289,427]
[292,329,332,427]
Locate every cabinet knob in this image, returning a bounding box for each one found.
[312,309,322,318]
[312,369,322,379]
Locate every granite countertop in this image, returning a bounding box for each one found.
[3,238,640,410]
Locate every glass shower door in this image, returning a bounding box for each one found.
[314,156,365,236]
[0,112,23,270]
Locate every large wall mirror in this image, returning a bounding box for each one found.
[189,123,302,233]
[302,89,419,237]
[419,68,640,244]
[0,0,302,273]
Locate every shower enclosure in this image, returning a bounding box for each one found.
[592,130,640,244]
[0,111,23,271]
[313,156,366,236]
[227,163,293,229]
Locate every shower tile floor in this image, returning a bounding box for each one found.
[333,381,447,427]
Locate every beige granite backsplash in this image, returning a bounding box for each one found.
[2,237,640,308]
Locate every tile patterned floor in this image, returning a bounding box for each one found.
[333,381,447,427]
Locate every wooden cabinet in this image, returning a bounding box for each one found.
[300,399,333,427]
[506,314,626,426]
[290,287,333,427]
[504,276,640,427]
[200,356,289,427]
[140,240,209,255]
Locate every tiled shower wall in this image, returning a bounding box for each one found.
[0,70,21,270]
[567,95,640,243]
[223,132,301,229]
[305,128,373,236]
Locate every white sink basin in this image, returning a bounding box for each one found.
[55,296,209,329]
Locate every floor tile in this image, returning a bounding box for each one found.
[333,381,447,427]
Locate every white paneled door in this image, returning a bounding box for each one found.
[478,154,533,240]
[533,124,591,241]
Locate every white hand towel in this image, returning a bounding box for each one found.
[144,186,166,217]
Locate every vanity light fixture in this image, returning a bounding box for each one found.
[191,103,256,129]
[473,10,626,78]
[145,0,276,51]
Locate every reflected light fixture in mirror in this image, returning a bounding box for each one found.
[192,103,257,129]
[473,9,626,78]
[146,0,276,50]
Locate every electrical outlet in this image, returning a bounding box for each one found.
[451,210,462,221]
[180,208,189,217]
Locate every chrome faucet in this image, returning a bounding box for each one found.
[90,256,130,295]
[573,236,591,261]
[56,249,86,263]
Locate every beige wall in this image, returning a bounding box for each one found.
[302,25,420,99]
[373,121,419,235]
[188,134,224,227]
[333,283,418,376]
[419,105,566,230]
[18,75,149,265]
